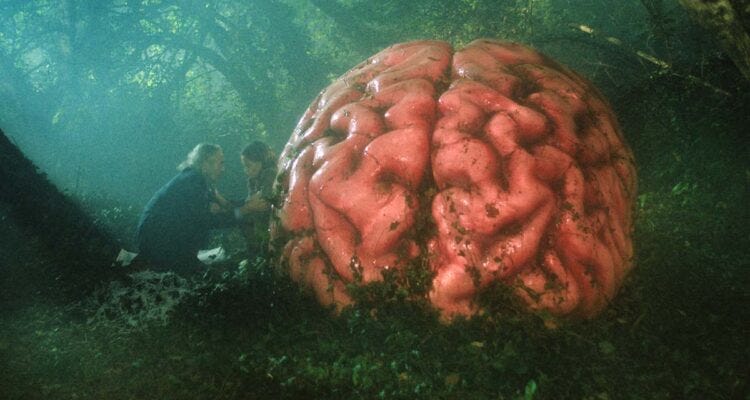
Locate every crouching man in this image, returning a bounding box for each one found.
[135,143,237,275]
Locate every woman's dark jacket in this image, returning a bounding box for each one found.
[241,166,276,257]
[135,168,235,269]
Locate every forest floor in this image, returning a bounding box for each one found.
[0,170,750,399]
[1,190,747,400]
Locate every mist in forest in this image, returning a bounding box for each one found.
[1,1,337,207]
[0,1,718,209]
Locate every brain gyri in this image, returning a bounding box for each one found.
[272,39,637,320]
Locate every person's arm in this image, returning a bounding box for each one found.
[237,191,270,218]
[213,190,232,209]
[181,173,239,229]
[206,193,238,228]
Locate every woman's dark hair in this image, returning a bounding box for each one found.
[241,140,274,167]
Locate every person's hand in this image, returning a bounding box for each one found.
[213,190,231,208]
[240,193,269,215]
[209,202,224,214]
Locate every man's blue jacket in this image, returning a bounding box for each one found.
[135,168,235,270]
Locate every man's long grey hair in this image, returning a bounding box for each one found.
[178,143,222,171]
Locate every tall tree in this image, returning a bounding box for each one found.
[0,128,121,298]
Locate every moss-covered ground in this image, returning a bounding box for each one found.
[1,74,748,399]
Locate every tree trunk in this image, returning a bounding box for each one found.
[0,129,122,299]
[308,0,386,53]
[680,0,750,81]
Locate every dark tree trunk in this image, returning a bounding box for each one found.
[0,129,122,300]
[308,0,386,53]
[680,0,750,82]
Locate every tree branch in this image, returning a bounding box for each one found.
[679,0,750,82]
[570,23,732,96]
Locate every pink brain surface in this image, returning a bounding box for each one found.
[272,39,637,321]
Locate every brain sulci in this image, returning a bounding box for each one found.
[271,39,637,321]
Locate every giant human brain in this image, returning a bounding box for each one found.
[272,39,637,320]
